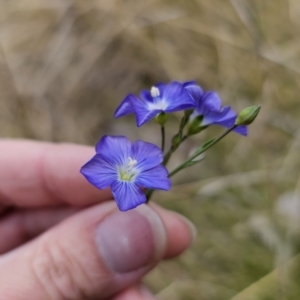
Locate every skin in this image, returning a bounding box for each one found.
[0,140,195,300]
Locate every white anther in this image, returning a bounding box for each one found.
[150,86,160,98]
[128,157,137,169]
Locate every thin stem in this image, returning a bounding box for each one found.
[169,125,237,178]
[147,116,192,202]
[163,149,172,166]
[161,126,165,153]
[148,126,236,202]
[162,115,189,166]
[181,135,188,143]
[163,135,188,166]
[146,133,187,201]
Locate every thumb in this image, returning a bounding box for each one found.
[0,202,189,300]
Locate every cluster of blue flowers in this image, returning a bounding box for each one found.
[81,81,253,211]
[115,81,247,135]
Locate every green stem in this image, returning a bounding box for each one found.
[169,125,237,178]
[181,135,188,143]
[161,126,165,153]
[146,116,190,202]
[163,134,188,167]
[163,114,189,166]
[148,126,236,202]
[162,149,172,166]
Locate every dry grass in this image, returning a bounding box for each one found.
[1,0,300,299]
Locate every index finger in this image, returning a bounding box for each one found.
[0,139,111,207]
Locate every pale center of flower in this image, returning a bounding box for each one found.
[118,157,138,182]
[147,86,168,111]
[150,86,160,98]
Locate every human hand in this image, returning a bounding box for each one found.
[0,140,196,300]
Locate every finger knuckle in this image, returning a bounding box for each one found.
[31,237,91,300]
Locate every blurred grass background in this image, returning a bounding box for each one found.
[1,0,300,299]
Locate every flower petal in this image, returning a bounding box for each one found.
[135,165,171,190]
[111,181,146,211]
[182,80,197,88]
[132,100,160,126]
[166,91,196,112]
[131,140,163,171]
[160,81,182,99]
[140,90,153,103]
[114,94,138,118]
[233,125,248,136]
[95,135,131,166]
[201,91,222,114]
[184,84,204,107]
[202,106,234,126]
[163,82,195,112]
[155,83,166,95]
[202,106,248,136]
[80,154,117,189]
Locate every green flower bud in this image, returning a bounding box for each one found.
[179,115,189,131]
[187,115,206,136]
[235,105,261,126]
[155,112,168,126]
[171,133,182,148]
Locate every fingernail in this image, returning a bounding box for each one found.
[95,204,166,273]
[173,212,197,245]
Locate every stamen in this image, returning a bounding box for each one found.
[128,157,137,170]
[150,86,160,98]
[118,157,138,181]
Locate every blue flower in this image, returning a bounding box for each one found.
[114,81,196,127]
[184,83,248,135]
[80,135,171,211]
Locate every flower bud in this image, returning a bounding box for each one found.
[179,115,189,131]
[171,133,182,149]
[235,105,261,126]
[187,115,205,136]
[155,112,168,126]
